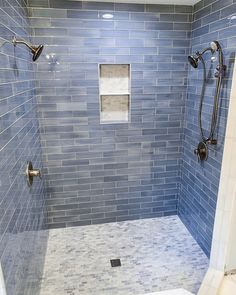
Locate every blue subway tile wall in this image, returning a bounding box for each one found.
[179,0,236,257]
[28,1,192,228]
[0,0,47,294]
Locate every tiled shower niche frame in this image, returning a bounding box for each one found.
[99,64,131,124]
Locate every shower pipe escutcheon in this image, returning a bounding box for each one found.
[25,161,42,187]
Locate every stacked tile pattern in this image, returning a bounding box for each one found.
[28,1,192,228]
[0,0,47,294]
[179,0,236,256]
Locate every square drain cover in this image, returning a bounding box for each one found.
[110,259,121,267]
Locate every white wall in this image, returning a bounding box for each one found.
[0,263,6,295]
[198,59,236,295]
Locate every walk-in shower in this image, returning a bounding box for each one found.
[1,0,235,294]
[188,41,226,161]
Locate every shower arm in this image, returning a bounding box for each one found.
[196,47,213,57]
[12,36,35,51]
[1,36,44,61]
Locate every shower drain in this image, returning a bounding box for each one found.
[110,259,121,267]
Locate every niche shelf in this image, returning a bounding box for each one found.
[99,64,130,124]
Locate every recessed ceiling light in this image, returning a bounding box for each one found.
[102,13,114,19]
[228,14,236,20]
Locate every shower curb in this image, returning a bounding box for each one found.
[142,289,194,295]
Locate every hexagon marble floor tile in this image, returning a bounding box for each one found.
[39,216,208,295]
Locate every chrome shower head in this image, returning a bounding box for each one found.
[12,36,44,61]
[188,55,199,68]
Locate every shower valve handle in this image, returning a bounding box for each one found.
[194,148,200,162]
[29,169,41,179]
[194,148,203,162]
[25,161,42,187]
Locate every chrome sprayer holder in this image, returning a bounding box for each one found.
[25,161,42,187]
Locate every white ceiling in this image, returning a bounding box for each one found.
[74,0,199,5]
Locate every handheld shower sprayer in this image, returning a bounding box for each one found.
[12,36,44,61]
[210,41,219,52]
[188,41,226,161]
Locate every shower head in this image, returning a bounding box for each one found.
[31,44,44,61]
[12,36,44,61]
[188,41,222,69]
[188,55,199,68]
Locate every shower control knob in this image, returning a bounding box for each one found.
[194,150,199,162]
[25,161,42,187]
[194,148,202,162]
[194,141,208,161]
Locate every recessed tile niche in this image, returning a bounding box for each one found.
[99,64,130,123]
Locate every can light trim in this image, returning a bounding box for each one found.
[102,13,114,19]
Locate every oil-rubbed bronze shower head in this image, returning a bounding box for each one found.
[188,41,221,70]
[31,44,44,61]
[188,55,199,68]
[12,36,44,61]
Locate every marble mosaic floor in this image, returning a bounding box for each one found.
[39,216,208,295]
